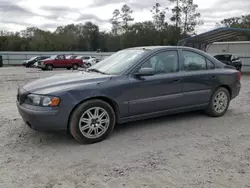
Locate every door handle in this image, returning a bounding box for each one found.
[211,75,216,79]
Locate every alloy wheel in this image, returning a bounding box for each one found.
[78,107,110,139]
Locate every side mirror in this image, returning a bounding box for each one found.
[135,67,155,77]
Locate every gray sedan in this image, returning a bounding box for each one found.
[17,46,241,144]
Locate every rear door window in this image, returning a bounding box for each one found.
[182,50,215,71]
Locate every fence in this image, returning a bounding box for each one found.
[0,51,115,65]
[1,51,250,72]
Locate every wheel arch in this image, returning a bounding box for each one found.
[45,63,54,67]
[217,85,232,99]
[67,96,120,130]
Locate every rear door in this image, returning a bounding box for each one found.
[180,50,217,107]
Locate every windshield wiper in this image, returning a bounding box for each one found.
[88,68,109,75]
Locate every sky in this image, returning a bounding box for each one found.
[0,0,249,34]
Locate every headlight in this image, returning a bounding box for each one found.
[24,94,60,107]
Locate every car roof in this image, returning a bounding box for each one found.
[125,45,226,69]
[127,45,202,51]
[214,54,232,56]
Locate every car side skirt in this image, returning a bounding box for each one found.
[119,103,208,124]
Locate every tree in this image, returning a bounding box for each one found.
[219,15,250,28]
[150,3,168,31]
[0,3,207,52]
[109,9,121,35]
[169,0,202,35]
[181,0,203,34]
[120,4,134,32]
[217,14,250,40]
[169,0,182,29]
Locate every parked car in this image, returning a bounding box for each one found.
[76,56,97,67]
[213,54,242,71]
[37,54,84,70]
[17,46,241,144]
[23,56,50,67]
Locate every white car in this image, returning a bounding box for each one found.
[33,62,38,67]
[76,56,96,67]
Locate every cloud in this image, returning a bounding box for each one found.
[0,0,32,15]
[0,0,249,33]
[76,14,108,23]
[90,0,129,7]
[40,23,63,30]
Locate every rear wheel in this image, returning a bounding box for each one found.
[45,64,53,71]
[206,87,230,117]
[72,64,79,70]
[69,100,116,144]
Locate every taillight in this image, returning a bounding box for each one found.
[237,71,241,81]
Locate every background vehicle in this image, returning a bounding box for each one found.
[66,55,78,59]
[17,46,241,144]
[37,54,83,70]
[76,56,97,67]
[23,56,50,67]
[213,54,242,71]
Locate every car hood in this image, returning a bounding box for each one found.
[41,59,54,63]
[23,71,112,94]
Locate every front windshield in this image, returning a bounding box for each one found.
[28,56,37,61]
[49,55,57,59]
[76,56,82,59]
[90,49,147,75]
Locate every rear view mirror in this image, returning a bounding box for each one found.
[135,67,155,77]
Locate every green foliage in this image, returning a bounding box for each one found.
[0,2,204,52]
[217,14,250,40]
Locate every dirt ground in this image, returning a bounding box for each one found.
[0,67,250,188]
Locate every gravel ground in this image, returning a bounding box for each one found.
[0,67,250,188]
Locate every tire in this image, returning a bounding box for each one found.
[86,63,91,68]
[69,99,116,144]
[66,67,71,70]
[45,64,53,71]
[72,64,79,70]
[206,87,230,117]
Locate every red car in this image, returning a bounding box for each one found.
[37,54,83,70]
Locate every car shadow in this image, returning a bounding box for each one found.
[15,110,217,147]
[113,111,206,135]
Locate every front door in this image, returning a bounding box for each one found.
[128,50,184,116]
[55,55,66,68]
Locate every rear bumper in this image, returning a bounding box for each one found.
[231,82,241,99]
[16,102,68,131]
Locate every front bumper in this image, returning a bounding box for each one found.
[38,64,46,69]
[16,102,68,131]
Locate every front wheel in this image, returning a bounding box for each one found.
[45,64,53,71]
[69,100,116,144]
[206,87,230,117]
